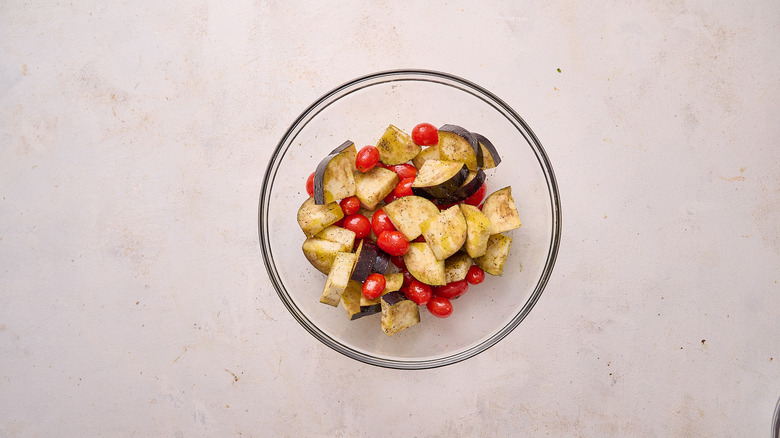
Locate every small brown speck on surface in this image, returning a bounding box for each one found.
[701,339,706,345]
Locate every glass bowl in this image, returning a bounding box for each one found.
[258,70,561,369]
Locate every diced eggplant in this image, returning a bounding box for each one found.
[297,197,344,237]
[411,144,441,169]
[340,280,364,320]
[474,233,512,276]
[314,225,356,252]
[360,272,403,307]
[376,125,421,165]
[383,195,440,241]
[419,205,468,261]
[354,166,399,210]
[313,140,357,204]
[403,242,446,285]
[380,291,420,336]
[411,160,469,200]
[474,133,501,169]
[459,203,493,258]
[444,252,473,283]
[320,251,357,306]
[437,124,481,171]
[302,237,350,275]
[481,187,522,234]
[350,239,378,283]
[442,169,486,204]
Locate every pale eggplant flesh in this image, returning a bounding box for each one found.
[313,140,356,205]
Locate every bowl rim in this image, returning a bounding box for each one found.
[258,69,562,369]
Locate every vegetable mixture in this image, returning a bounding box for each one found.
[296,123,521,336]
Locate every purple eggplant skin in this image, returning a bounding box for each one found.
[381,290,409,306]
[443,169,486,204]
[438,124,483,168]
[352,303,382,320]
[473,133,501,167]
[373,248,390,275]
[313,140,355,204]
[350,240,378,283]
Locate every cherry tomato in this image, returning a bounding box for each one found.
[394,176,415,198]
[433,279,469,299]
[377,230,409,256]
[406,280,432,306]
[412,122,439,146]
[339,196,361,216]
[383,191,398,204]
[306,172,315,197]
[342,214,371,239]
[463,183,487,207]
[401,269,415,287]
[356,145,380,172]
[466,265,485,285]
[427,296,453,318]
[413,235,426,243]
[390,255,405,269]
[371,208,397,236]
[390,163,418,179]
[362,273,386,299]
[333,217,345,228]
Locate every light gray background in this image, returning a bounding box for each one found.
[1,1,778,436]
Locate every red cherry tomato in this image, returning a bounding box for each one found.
[342,214,371,239]
[377,231,409,256]
[333,217,345,228]
[394,176,415,198]
[383,191,398,204]
[390,163,418,179]
[406,280,432,305]
[362,273,386,299]
[433,279,469,299]
[466,265,485,285]
[390,255,405,269]
[427,296,453,318]
[413,235,426,243]
[371,208,397,236]
[339,196,361,216]
[463,183,487,207]
[412,123,439,146]
[356,146,380,172]
[306,172,315,197]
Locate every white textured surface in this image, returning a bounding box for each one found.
[1,1,778,436]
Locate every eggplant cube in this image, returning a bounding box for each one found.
[340,280,364,320]
[419,205,467,261]
[381,291,420,336]
[481,187,522,234]
[459,203,493,258]
[297,197,344,237]
[319,251,357,306]
[313,141,357,204]
[315,225,356,252]
[474,233,512,276]
[354,166,399,210]
[444,252,473,283]
[376,124,421,165]
[403,242,446,285]
[383,196,440,241]
[302,237,351,275]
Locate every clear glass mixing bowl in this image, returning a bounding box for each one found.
[259,70,561,369]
